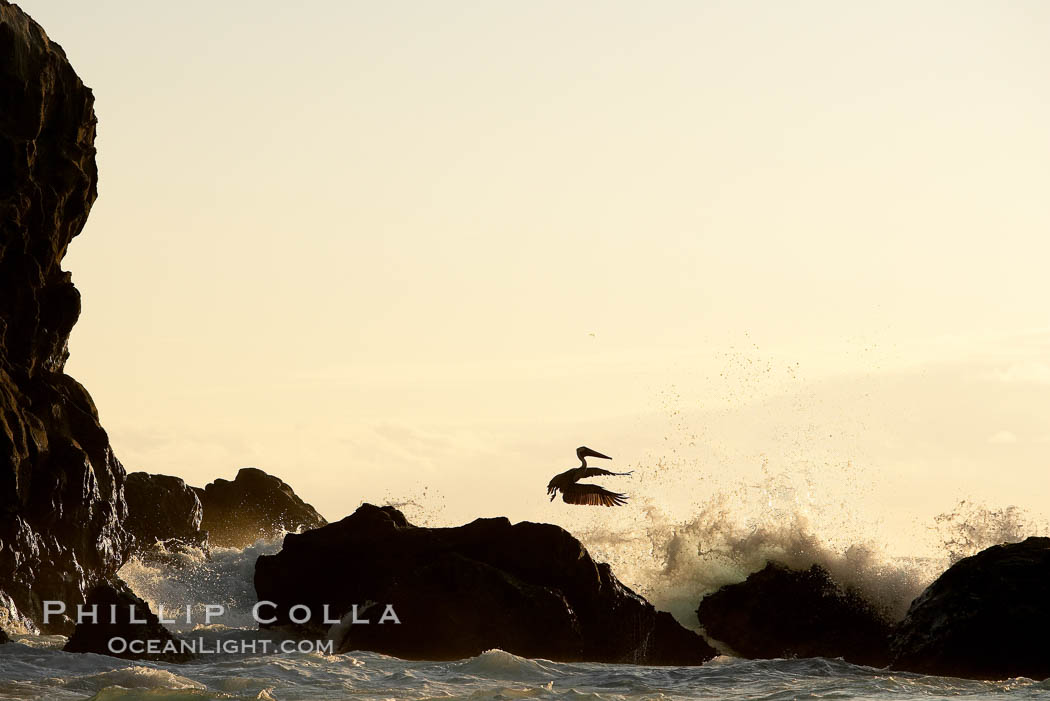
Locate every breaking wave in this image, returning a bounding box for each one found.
[453,649,561,681]
[576,490,1049,628]
[578,496,930,627]
[117,538,285,632]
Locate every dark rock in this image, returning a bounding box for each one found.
[891,537,1050,680]
[0,1,131,633]
[63,584,192,662]
[696,562,893,666]
[255,503,716,665]
[197,467,326,548]
[0,627,9,644]
[124,472,207,557]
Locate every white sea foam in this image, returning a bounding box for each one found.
[64,665,205,692]
[454,649,559,681]
[117,538,285,632]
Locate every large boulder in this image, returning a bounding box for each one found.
[254,504,716,665]
[696,562,893,666]
[63,584,192,662]
[196,467,325,548]
[891,537,1050,680]
[124,472,207,556]
[0,1,131,633]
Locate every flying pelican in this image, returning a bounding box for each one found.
[547,446,632,507]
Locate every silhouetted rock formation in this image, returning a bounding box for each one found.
[0,1,130,634]
[696,562,893,666]
[63,584,191,662]
[196,467,326,548]
[891,537,1050,680]
[124,472,207,559]
[255,503,716,665]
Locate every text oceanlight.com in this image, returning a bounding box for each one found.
[108,637,336,655]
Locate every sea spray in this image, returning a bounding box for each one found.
[574,488,1050,633]
[559,367,1034,629]
[117,539,285,632]
[550,355,942,625]
[577,492,932,627]
[934,499,1050,564]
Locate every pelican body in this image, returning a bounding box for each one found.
[546,446,632,507]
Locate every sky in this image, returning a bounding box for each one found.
[18,1,1050,560]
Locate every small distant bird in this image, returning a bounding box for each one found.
[547,446,632,507]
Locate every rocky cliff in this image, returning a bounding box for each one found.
[196,467,327,548]
[123,472,207,558]
[0,1,130,633]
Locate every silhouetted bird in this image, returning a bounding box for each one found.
[547,446,632,507]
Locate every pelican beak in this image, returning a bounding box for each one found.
[580,447,612,460]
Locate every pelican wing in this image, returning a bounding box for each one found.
[579,467,631,478]
[561,483,628,507]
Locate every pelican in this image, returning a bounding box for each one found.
[546,446,632,507]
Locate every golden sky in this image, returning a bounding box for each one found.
[21,1,1050,557]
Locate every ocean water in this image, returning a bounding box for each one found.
[3,515,1047,701]
[3,637,1049,701]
